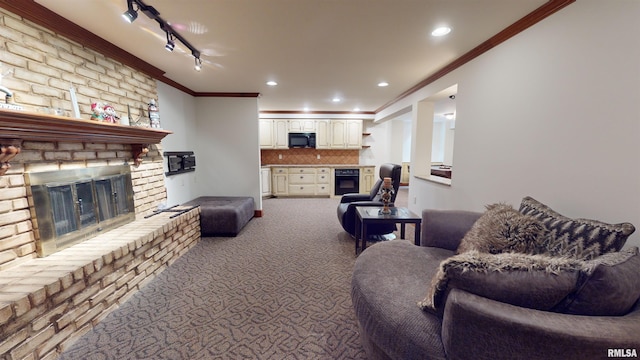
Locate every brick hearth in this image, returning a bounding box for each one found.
[0,207,200,359]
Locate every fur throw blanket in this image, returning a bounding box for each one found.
[417,250,585,311]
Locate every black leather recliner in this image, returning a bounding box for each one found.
[336,163,402,238]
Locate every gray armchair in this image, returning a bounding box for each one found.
[336,163,402,238]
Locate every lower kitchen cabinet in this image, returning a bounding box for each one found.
[360,166,375,193]
[271,167,289,196]
[269,165,374,197]
[261,167,272,197]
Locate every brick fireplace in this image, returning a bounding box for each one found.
[0,6,205,358]
[0,127,202,359]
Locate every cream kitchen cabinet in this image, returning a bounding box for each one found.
[259,119,288,149]
[259,119,274,148]
[288,167,316,196]
[360,166,375,193]
[329,120,362,149]
[271,167,289,196]
[315,120,330,149]
[316,167,331,195]
[261,167,272,197]
[270,167,334,197]
[288,119,316,132]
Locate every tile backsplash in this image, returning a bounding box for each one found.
[261,149,359,165]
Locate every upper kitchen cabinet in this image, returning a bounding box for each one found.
[315,120,330,149]
[330,120,362,149]
[289,119,316,132]
[259,119,288,149]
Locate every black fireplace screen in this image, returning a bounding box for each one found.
[27,165,135,257]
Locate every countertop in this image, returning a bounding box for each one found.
[261,164,373,168]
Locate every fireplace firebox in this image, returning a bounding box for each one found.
[26,165,136,257]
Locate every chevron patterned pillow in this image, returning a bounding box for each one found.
[519,196,635,260]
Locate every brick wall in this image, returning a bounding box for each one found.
[0,8,157,123]
[0,8,168,269]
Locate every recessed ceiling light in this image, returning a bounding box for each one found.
[378,82,389,87]
[266,81,278,86]
[353,107,361,112]
[431,26,451,37]
[332,97,341,103]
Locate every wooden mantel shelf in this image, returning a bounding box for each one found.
[0,109,173,173]
[0,109,172,144]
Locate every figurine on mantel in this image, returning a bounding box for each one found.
[90,102,119,124]
[103,104,119,123]
[90,102,105,121]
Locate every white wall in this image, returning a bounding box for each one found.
[381,0,639,247]
[157,82,199,206]
[360,119,392,169]
[158,85,262,210]
[193,97,262,210]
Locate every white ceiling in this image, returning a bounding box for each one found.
[35,0,546,112]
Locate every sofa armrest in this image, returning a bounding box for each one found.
[340,193,372,203]
[421,209,481,250]
[441,288,640,360]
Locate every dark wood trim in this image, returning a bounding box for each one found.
[260,110,376,115]
[375,0,576,113]
[158,78,197,96]
[254,210,263,218]
[194,92,261,98]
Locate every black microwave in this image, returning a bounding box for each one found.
[288,132,316,148]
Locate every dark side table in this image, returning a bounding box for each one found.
[354,206,422,255]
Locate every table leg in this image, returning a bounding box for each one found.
[355,216,361,254]
[362,220,367,252]
[414,222,421,246]
[400,222,406,239]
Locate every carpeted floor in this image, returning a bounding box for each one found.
[59,188,412,360]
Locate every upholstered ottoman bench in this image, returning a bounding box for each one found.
[183,196,254,236]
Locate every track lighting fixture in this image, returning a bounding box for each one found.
[122,0,138,23]
[122,0,203,71]
[165,31,175,52]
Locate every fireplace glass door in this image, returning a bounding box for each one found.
[49,184,77,237]
[48,179,98,238]
[95,175,132,221]
[27,165,136,257]
[77,180,97,228]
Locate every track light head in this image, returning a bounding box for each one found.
[165,31,175,52]
[122,0,138,23]
[194,57,202,72]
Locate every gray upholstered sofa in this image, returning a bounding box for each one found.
[351,203,640,360]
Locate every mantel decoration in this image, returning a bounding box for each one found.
[380,177,394,214]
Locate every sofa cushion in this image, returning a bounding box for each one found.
[418,250,584,313]
[557,247,640,316]
[519,196,635,260]
[456,203,547,255]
